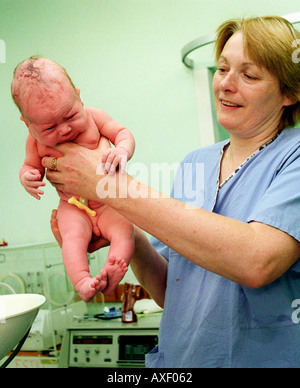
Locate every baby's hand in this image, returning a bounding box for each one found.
[20,169,46,200]
[102,148,128,175]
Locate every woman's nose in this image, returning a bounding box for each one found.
[220,71,238,93]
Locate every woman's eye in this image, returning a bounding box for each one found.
[244,73,258,80]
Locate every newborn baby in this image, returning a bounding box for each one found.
[11,56,135,302]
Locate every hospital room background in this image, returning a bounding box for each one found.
[0,0,299,368]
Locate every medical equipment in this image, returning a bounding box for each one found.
[59,310,161,368]
[22,300,87,352]
[181,12,300,69]
[0,294,45,367]
[0,273,26,294]
[68,196,96,216]
[0,282,15,295]
[44,271,75,307]
[122,283,139,323]
[0,241,107,363]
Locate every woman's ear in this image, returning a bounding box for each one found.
[283,92,298,107]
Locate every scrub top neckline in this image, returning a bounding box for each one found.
[218,131,281,190]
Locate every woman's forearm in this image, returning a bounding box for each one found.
[43,142,300,289]
[102,176,300,289]
[105,178,257,285]
[131,227,168,308]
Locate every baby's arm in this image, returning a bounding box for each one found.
[90,108,135,174]
[20,134,46,200]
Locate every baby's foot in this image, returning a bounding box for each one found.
[101,256,128,295]
[76,274,106,303]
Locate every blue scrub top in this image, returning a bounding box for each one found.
[147,128,300,368]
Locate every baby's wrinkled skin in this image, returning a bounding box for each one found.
[12,57,135,302]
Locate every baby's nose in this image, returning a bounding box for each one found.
[58,124,72,136]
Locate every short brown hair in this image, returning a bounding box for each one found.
[215,16,300,130]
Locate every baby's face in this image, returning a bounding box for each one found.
[22,84,87,147]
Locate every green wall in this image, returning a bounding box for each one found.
[1,0,299,246]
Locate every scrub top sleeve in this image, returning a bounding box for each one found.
[149,159,188,261]
[247,149,300,269]
[150,236,170,261]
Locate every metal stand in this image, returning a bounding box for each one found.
[0,328,31,368]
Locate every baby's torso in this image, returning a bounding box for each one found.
[35,109,103,210]
[36,108,101,158]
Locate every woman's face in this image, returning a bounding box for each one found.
[213,32,292,139]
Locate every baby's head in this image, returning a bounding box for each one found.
[11,56,79,121]
[12,56,86,146]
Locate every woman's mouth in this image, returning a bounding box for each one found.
[221,99,242,108]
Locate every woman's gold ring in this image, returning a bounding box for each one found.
[50,157,57,171]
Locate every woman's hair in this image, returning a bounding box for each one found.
[215,16,300,130]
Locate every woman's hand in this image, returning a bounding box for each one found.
[42,137,111,200]
[50,209,110,253]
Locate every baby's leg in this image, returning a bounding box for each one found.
[57,200,107,302]
[97,208,134,295]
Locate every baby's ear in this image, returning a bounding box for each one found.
[20,116,29,128]
[76,88,80,97]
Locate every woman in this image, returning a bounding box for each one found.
[43,16,300,367]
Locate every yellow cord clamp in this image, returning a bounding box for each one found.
[68,196,96,217]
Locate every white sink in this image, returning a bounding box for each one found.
[0,294,46,361]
